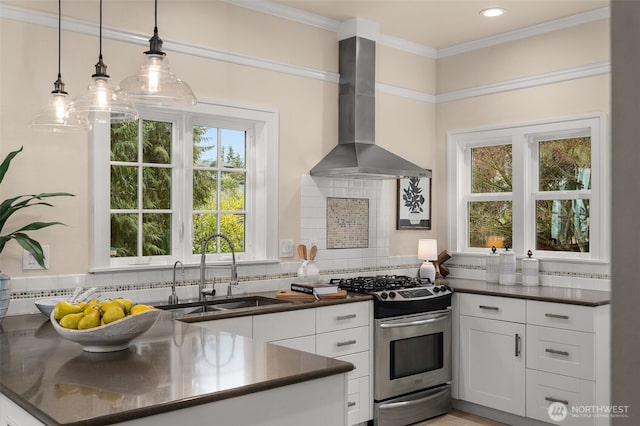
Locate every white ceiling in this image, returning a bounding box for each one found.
[271,0,609,50]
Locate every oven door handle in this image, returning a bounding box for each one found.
[379,311,450,328]
[378,386,450,410]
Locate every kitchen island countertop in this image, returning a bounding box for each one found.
[0,294,365,426]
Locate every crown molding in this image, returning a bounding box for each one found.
[0,3,339,84]
[437,7,610,58]
[436,61,611,103]
[377,83,437,104]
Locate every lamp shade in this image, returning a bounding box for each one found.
[119,53,196,106]
[417,239,438,261]
[69,75,138,124]
[31,90,89,132]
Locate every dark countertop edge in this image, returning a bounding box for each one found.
[1,384,61,426]
[172,293,373,323]
[446,279,610,307]
[56,363,353,426]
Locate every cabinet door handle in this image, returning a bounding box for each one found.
[515,333,521,357]
[336,314,357,321]
[479,305,499,311]
[336,339,357,347]
[545,396,569,405]
[545,348,570,357]
[347,401,357,407]
[545,313,569,320]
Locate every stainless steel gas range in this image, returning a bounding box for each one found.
[332,276,453,426]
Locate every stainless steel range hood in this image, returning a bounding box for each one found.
[311,36,430,179]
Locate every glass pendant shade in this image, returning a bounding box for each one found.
[120,0,196,106]
[70,73,138,124]
[30,0,88,132]
[31,80,89,132]
[120,52,196,106]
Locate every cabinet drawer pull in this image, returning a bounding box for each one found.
[479,305,499,311]
[545,396,569,405]
[336,339,357,347]
[545,313,570,320]
[348,401,357,407]
[336,314,357,321]
[515,333,521,357]
[545,348,570,357]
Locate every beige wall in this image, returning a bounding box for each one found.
[0,2,610,278]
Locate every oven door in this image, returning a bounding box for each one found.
[374,308,451,401]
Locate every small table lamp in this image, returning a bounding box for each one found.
[417,239,438,283]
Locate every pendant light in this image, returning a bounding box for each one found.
[69,0,138,124]
[119,0,196,106]
[30,0,89,132]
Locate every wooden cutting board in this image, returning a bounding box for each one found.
[275,289,347,302]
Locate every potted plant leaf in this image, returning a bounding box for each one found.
[402,177,425,224]
[0,146,73,322]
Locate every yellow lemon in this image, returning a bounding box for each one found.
[102,306,126,324]
[130,304,154,315]
[59,312,84,329]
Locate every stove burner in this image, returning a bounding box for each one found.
[330,275,432,294]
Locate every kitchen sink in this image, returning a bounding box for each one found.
[157,296,293,315]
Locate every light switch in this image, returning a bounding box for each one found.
[23,245,49,270]
[279,239,294,258]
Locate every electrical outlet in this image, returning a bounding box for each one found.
[23,245,49,270]
[279,239,294,258]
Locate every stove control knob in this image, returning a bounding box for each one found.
[444,286,452,292]
[388,291,396,299]
[433,286,441,293]
[380,292,388,300]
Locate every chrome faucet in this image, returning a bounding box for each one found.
[169,260,184,304]
[200,233,238,300]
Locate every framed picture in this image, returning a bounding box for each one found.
[397,175,431,230]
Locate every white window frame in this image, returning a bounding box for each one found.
[90,101,279,271]
[447,113,608,261]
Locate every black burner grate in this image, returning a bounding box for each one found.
[330,275,431,294]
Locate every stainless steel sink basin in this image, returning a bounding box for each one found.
[157,296,293,315]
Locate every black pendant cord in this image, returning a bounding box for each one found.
[52,0,67,94]
[93,0,109,78]
[146,0,165,55]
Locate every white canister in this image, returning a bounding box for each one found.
[499,245,516,285]
[486,246,500,283]
[522,250,539,286]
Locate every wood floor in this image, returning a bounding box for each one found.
[414,409,508,426]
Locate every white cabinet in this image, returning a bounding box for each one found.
[525,300,610,426]
[459,298,526,416]
[194,301,373,426]
[1,395,45,426]
[315,302,372,426]
[456,294,610,426]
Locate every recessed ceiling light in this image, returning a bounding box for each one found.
[480,8,506,18]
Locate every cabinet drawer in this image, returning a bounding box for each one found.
[527,301,596,332]
[347,376,371,425]
[459,293,526,323]
[316,302,370,333]
[316,326,370,358]
[526,369,595,426]
[336,351,370,380]
[527,325,595,380]
[253,309,315,342]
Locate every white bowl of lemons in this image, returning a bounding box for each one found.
[50,299,161,352]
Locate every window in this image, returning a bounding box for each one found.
[90,102,278,270]
[447,114,607,260]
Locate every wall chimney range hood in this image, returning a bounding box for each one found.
[310,33,430,180]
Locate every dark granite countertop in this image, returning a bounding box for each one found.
[446,278,610,306]
[0,292,367,426]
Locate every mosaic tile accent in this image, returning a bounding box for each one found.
[327,197,369,249]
